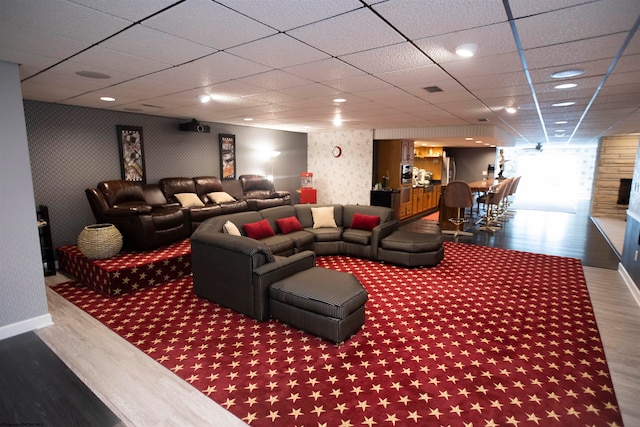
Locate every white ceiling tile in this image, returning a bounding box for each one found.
[103,25,217,65]
[148,67,220,89]
[178,52,273,83]
[112,77,191,97]
[376,66,452,88]
[279,83,342,99]
[216,0,363,31]
[143,0,277,50]
[69,46,171,76]
[235,70,313,91]
[0,0,131,43]
[284,59,366,82]
[339,42,433,75]
[1,0,638,145]
[67,0,178,21]
[227,34,330,69]
[443,52,524,78]
[524,34,628,72]
[323,75,393,94]
[20,79,86,102]
[288,8,405,56]
[459,71,529,90]
[415,22,518,64]
[0,20,90,60]
[516,0,640,49]
[372,0,507,39]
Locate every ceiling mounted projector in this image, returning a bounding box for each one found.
[179,119,210,133]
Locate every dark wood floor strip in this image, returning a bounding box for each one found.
[0,332,122,427]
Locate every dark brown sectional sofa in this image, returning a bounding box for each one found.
[85,175,290,250]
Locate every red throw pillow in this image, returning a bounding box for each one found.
[275,216,303,234]
[351,213,381,231]
[243,219,275,240]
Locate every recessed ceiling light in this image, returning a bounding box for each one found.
[552,101,576,107]
[199,94,211,103]
[555,120,568,124]
[505,106,517,114]
[455,43,478,58]
[465,137,473,141]
[99,96,116,102]
[555,129,566,133]
[76,70,111,79]
[333,115,342,127]
[333,98,347,103]
[475,140,483,144]
[554,83,577,89]
[244,118,253,121]
[551,69,584,79]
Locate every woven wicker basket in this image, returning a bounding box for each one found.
[77,223,123,259]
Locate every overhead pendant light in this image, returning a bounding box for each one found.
[551,69,584,79]
[554,83,577,89]
[552,101,576,107]
[455,43,478,58]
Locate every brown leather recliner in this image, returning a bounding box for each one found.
[85,180,190,251]
[192,176,249,215]
[238,174,291,210]
[158,177,223,231]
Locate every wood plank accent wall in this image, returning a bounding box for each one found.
[592,136,639,219]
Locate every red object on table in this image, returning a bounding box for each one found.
[299,187,317,204]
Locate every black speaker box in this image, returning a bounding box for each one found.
[179,119,210,133]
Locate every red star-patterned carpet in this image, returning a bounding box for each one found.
[52,242,622,426]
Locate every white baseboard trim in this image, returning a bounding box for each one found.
[618,263,640,308]
[0,314,54,340]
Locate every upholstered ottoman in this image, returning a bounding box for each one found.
[378,229,444,267]
[269,267,368,343]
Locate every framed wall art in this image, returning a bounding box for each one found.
[219,133,236,180]
[117,125,146,183]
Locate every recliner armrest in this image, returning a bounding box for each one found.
[370,219,399,256]
[252,250,316,292]
[103,205,153,216]
[253,250,315,277]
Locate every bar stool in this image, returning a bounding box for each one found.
[442,181,474,240]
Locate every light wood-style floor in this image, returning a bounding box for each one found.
[35,210,640,427]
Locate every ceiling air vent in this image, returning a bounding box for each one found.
[478,118,489,122]
[423,86,443,93]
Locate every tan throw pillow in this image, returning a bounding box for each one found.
[174,193,204,208]
[223,220,241,236]
[207,191,235,204]
[311,206,337,229]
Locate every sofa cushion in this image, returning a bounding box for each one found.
[207,191,235,204]
[175,192,205,208]
[342,229,371,245]
[350,213,380,231]
[311,206,337,229]
[309,227,343,242]
[259,235,295,256]
[276,216,303,234]
[223,220,241,236]
[243,219,275,240]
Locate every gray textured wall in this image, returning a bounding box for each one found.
[25,101,307,250]
[1,63,50,333]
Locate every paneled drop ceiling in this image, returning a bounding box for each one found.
[1,0,638,147]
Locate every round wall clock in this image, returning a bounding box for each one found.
[332,146,342,157]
